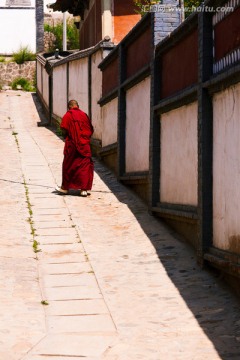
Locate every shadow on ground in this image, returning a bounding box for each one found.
[93,159,240,360]
[31,93,50,126]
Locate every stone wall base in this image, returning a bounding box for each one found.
[0,61,35,87]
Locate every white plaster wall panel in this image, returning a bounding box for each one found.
[42,68,49,107]
[213,82,240,252]
[0,9,36,54]
[160,102,198,205]
[91,50,103,140]
[36,61,42,94]
[102,98,118,147]
[52,65,67,118]
[125,77,151,172]
[69,58,88,114]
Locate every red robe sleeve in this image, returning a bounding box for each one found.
[60,112,71,131]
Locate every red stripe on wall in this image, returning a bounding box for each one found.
[161,29,198,99]
[214,7,240,61]
[126,26,151,79]
[102,57,119,96]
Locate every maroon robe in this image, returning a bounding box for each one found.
[60,107,94,190]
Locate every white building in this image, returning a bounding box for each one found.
[0,0,44,55]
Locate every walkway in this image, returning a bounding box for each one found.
[0,90,240,360]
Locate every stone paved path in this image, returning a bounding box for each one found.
[0,90,240,360]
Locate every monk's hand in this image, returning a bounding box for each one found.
[61,129,68,139]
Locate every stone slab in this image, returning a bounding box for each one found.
[33,208,70,216]
[41,273,98,288]
[47,314,116,333]
[28,334,117,357]
[39,243,83,253]
[39,262,92,275]
[43,285,102,301]
[45,299,109,316]
[34,219,71,227]
[37,236,79,245]
[38,251,86,264]
[32,214,70,221]
[31,198,66,207]
[36,227,77,237]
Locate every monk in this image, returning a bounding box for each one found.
[55,99,94,197]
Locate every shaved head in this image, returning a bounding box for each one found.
[68,99,79,109]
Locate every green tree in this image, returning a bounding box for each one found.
[184,0,202,17]
[133,0,155,16]
[44,18,79,51]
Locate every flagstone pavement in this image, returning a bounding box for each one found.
[0,90,240,360]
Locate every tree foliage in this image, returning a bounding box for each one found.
[184,0,202,17]
[133,0,155,16]
[44,18,79,51]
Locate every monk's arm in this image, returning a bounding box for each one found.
[60,112,71,138]
[61,128,68,139]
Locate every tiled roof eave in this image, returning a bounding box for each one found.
[50,0,89,17]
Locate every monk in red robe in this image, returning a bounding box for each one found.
[55,100,94,197]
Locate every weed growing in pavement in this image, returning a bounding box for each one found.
[23,178,47,305]
[41,300,49,306]
[11,131,39,254]
[24,187,33,215]
[23,176,41,254]
[12,131,20,152]
[31,227,37,238]
[33,239,41,253]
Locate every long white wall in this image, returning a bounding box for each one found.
[125,77,150,173]
[42,68,49,107]
[102,97,118,147]
[53,64,67,118]
[69,58,88,114]
[36,61,42,94]
[91,50,103,140]
[0,8,36,54]
[213,82,240,253]
[160,102,198,205]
